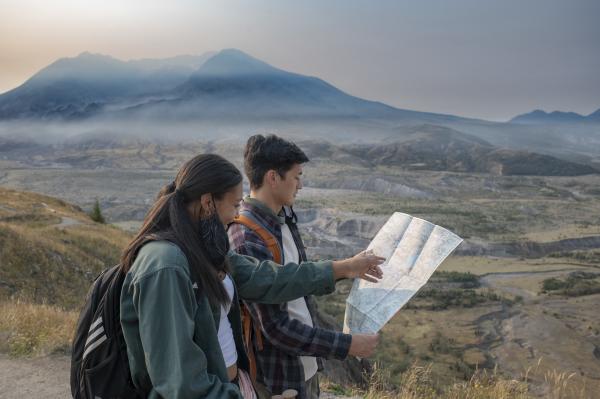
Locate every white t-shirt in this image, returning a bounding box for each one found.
[281,223,318,381]
[217,274,238,367]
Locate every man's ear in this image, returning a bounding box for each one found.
[265,170,279,188]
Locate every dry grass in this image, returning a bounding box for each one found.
[340,361,590,399]
[0,300,78,357]
[352,363,530,399]
[0,222,128,308]
[0,186,131,308]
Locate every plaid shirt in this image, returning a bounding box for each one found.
[228,197,352,398]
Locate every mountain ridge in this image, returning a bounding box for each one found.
[510,108,600,124]
[0,49,472,124]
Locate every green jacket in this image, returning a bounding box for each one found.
[120,240,335,399]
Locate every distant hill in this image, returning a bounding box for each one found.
[0,125,596,177]
[340,125,598,176]
[588,108,600,121]
[510,108,600,124]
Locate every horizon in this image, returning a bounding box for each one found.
[1,0,599,121]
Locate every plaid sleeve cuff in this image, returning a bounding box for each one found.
[330,331,352,360]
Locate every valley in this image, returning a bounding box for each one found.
[1,137,599,397]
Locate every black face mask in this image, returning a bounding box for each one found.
[198,211,230,268]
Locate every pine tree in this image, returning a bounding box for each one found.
[89,199,105,224]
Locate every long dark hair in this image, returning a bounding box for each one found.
[120,153,242,306]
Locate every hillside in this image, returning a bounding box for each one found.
[0,187,131,308]
[302,125,598,176]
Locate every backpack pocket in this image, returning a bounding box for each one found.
[82,340,130,399]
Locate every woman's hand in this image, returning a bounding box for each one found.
[332,250,385,282]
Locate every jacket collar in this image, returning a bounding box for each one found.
[242,196,286,225]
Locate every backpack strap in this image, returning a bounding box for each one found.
[231,213,283,384]
[233,214,282,264]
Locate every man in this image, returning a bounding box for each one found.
[228,134,378,399]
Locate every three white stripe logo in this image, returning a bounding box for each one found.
[83,316,108,360]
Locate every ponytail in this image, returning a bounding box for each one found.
[120,154,242,307]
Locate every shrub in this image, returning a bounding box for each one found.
[542,278,566,291]
[429,332,456,354]
[435,271,481,288]
[541,273,600,297]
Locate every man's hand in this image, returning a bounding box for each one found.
[348,333,379,358]
[332,250,385,282]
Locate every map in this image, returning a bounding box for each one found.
[343,212,463,334]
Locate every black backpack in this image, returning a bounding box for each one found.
[70,264,143,399]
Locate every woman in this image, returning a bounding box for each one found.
[119,154,383,398]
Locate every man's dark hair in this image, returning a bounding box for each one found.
[244,134,309,189]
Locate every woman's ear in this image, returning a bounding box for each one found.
[199,193,214,214]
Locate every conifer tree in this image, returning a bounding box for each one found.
[89,199,105,224]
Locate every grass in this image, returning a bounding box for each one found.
[0,223,129,308]
[440,256,589,276]
[525,225,600,242]
[327,360,590,399]
[0,300,78,357]
[0,187,131,308]
[354,363,532,399]
[0,188,130,359]
[548,250,600,264]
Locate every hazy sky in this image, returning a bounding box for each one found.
[1,0,599,121]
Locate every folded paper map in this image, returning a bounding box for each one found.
[343,212,463,334]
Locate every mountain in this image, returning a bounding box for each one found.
[2,49,598,161]
[0,49,467,124]
[127,53,216,72]
[509,108,599,124]
[0,52,214,119]
[117,49,468,123]
[164,49,400,118]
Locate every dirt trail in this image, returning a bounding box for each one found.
[0,354,70,398]
[0,354,359,398]
[55,216,82,229]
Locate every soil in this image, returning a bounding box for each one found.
[0,354,70,399]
